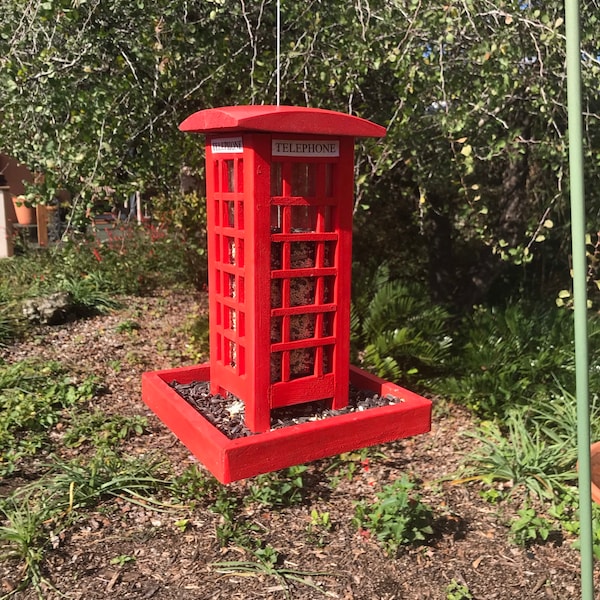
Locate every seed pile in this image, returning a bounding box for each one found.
[169,379,402,440]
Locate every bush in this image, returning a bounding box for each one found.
[354,475,434,555]
[436,303,582,419]
[351,263,453,382]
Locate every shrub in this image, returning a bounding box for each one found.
[353,475,434,555]
[351,263,453,382]
[436,303,580,419]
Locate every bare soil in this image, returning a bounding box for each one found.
[1,289,597,599]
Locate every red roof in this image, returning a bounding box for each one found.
[179,105,386,138]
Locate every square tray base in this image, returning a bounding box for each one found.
[142,363,432,484]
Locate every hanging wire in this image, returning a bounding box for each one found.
[276,0,281,106]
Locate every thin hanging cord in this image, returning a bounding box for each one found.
[276,0,281,106]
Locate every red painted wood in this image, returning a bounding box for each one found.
[180,105,386,138]
[141,363,431,484]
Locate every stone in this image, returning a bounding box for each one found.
[22,291,75,325]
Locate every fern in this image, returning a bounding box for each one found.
[351,266,452,381]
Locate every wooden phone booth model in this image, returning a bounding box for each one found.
[142,106,432,483]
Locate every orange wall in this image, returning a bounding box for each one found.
[0,153,33,196]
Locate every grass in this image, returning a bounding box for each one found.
[0,360,97,477]
[211,545,338,600]
[459,410,577,501]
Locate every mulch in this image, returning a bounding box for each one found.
[1,289,598,599]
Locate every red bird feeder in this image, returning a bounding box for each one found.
[142,105,432,483]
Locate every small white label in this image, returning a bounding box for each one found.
[272,139,339,157]
[211,137,244,154]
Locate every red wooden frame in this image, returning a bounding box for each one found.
[194,108,387,433]
[142,363,431,484]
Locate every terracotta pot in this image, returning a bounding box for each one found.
[589,442,600,505]
[12,196,36,225]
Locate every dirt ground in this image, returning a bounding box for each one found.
[1,289,598,599]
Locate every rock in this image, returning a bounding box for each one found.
[22,292,76,325]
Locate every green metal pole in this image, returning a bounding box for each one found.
[564,1,594,598]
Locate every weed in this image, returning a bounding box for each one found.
[173,518,190,533]
[307,509,333,547]
[56,272,121,314]
[509,505,554,546]
[530,385,600,447]
[245,466,308,509]
[354,475,434,555]
[310,509,332,531]
[548,489,600,559]
[171,464,220,504]
[0,494,50,596]
[461,410,576,500]
[0,298,17,347]
[0,361,97,476]
[110,554,136,566]
[115,319,141,334]
[63,412,147,448]
[0,449,169,595]
[324,449,373,487]
[45,450,168,511]
[445,579,474,600]
[211,546,336,600]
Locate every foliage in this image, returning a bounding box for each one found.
[0,449,167,596]
[462,409,576,500]
[445,579,474,600]
[152,191,208,289]
[54,223,192,296]
[63,412,148,448]
[351,263,453,382]
[183,313,210,362]
[0,360,97,477]
[0,224,193,333]
[0,288,17,347]
[549,491,600,559]
[211,550,336,600]
[245,466,308,509]
[354,475,434,555]
[56,272,121,315]
[171,464,221,504]
[0,492,51,597]
[509,505,554,547]
[0,1,598,304]
[437,303,580,418]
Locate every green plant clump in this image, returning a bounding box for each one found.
[245,466,308,509]
[509,505,554,547]
[445,579,474,600]
[437,304,583,419]
[351,264,452,383]
[0,449,167,596]
[464,409,576,501]
[0,360,97,476]
[63,412,148,448]
[354,475,434,555]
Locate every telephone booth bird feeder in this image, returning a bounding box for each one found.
[142,106,432,483]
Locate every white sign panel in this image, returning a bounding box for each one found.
[211,137,244,154]
[272,139,339,157]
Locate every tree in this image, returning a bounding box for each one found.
[1,0,599,306]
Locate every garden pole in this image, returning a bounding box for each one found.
[564,1,594,598]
